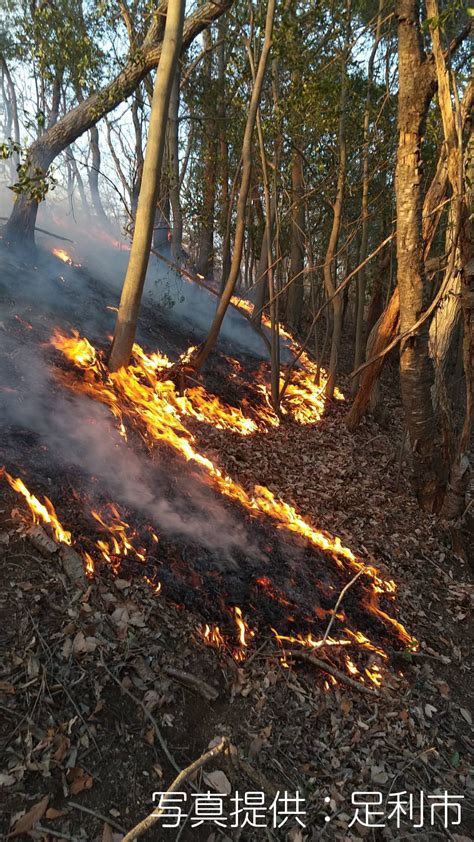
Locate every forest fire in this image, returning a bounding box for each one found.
[231,296,345,422]
[44,328,414,678]
[1,323,414,688]
[0,324,413,690]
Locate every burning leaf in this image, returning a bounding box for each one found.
[203,770,231,794]
[7,794,49,837]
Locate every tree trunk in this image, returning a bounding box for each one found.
[347,80,473,428]
[217,23,231,287]
[286,143,305,332]
[425,0,473,519]
[108,0,186,372]
[352,0,383,394]
[168,70,183,261]
[0,53,20,178]
[88,124,110,226]
[196,27,217,278]
[2,0,232,245]
[346,287,400,430]
[396,0,445,512]
[323,7,350,399]
[191,0,275,370]
[130,93,145,221]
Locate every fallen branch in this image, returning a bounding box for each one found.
[121,737,230,842]
[162,665,219,701]
[287,651,379,696]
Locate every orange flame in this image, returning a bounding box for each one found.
[52,247,73,264]
[50,332,411,631]
[4,471,72,545]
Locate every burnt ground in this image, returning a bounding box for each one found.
[0,243,473,841]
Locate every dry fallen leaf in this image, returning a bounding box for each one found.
[8,794,49,837]
[102,822,114,842]
[145,727,155,746]
[67,766,94,795]
[204,770,231,795]
[72,630,99,656]
[45,807,67,820]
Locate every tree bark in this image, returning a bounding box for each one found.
[108,0,186,372]
[346,287,400,431]
[347,78,473,428]
[2,0,232,245]
[395,0,445,511]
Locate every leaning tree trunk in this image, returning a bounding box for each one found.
[395,0,445,512]
[108,0,186,372]
[2,0,232,246]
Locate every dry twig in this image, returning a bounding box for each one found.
[121,737,230,842]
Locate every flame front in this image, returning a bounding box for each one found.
[49,328,413,663]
